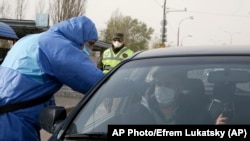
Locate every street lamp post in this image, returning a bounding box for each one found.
[224,31,240,45]
[180,35,192,46]
[177,16,194,47]
[224,31,233,45]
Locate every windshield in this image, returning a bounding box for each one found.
[67,56,250,134]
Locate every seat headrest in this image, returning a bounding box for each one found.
[183,78,205,95]
[207,70,250,83]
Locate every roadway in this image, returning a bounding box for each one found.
[41,85,83,141]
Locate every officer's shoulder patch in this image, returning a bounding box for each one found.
[122,53,128,58]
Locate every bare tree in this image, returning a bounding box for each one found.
[0,0,10,18]
[100,10,154,51]
[36,0,46,14]
[15,0,27,19]
[49,0,87,24]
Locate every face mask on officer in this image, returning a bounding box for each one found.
[112,39,123,48]
[82,40,95,56]
[82,44,92,56]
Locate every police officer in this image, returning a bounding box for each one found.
[98,33,134,74]
[97,33,134,112]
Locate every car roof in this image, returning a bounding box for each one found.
[132,45,250,59]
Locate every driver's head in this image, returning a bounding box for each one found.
[152,68,184,107]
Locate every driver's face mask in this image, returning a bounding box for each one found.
[154,85,175,106]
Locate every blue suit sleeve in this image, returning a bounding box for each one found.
[38,42,104,94]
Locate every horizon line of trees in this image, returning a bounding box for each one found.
[0,0,166,50]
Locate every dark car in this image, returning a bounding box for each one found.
[40,46,250,140]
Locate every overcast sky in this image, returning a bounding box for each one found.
[9,0,250,46]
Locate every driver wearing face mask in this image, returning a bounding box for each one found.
[97,33,134,74]
[146,69,185,124]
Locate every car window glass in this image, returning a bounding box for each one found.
[67,56,250,135]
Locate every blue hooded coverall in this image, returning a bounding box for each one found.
[0,16,104,141]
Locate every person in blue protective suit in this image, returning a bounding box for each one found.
[0,16,104,141]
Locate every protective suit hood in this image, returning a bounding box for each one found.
[49,16,98,48]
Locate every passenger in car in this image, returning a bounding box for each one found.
[209,83,236,125]
[210,87,250,125]
[207,70,250,125]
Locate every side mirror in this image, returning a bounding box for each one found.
[39,106,67,133]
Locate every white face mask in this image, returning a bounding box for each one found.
[154,86,175,106]
[112,41,122,48]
